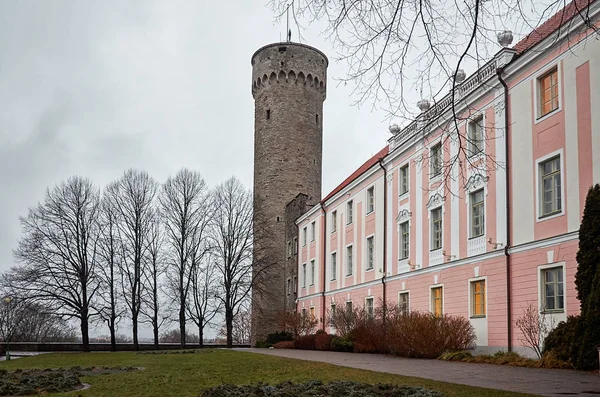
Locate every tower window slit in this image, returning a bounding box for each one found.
[316,114,319,124]
[267,109,271,120]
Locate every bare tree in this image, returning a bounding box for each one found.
[210,177,254,348]
[186,254,221,346]
[140,210,169,348]
[160,168,212,348]
[104,169,158,350]
[516,301,555,358]
[95,197,126,352]
[8,177,101,352]
[218,304,252,345]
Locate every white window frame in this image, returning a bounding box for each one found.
[534,64,562,123]
[399,163,409,197]
[430,206,443,251]
[311,221,316,241]
[347,200,353,224]
[469,189,485,238]
[535,149,564,222]
[330,251,337,281]
[366,186,375,214]
[429,284,444,316]
[310,259,315,286]
[365,296,374,319]
[293,237,298,255]
[399,221,410,260]
[538,262,566,313]
[331,211,337,233]
[398,291,410,315]
[346,244,353,277]
[366,235,374,271]
[429,142,443,180]
[302,227,307,246]
[467,114,485,157]
[302,263,307,288]
[468,277,487,318]
[329,303,336,327]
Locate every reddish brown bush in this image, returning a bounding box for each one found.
[273,341,294,349]
[314,333,333,350]
[293,334,317,350]
[351,321,387,353]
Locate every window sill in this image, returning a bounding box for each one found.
[330,278,336,282]
[331,230,337,234]
[366,211,374,216]
[429,173,442,182]
[430,247,442,252]
[365,267,374,272]
[468,234,485,240]
[536,107,559,122]
[399,192,409,200]
[470,315,487,319]
[537,210,564,222]
[309,284,314,287]
[467,151,485,160]
[346,222,353,226]
[345,274,353,278]
[541,309,564,315]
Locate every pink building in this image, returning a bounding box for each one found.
[295,0,600,355]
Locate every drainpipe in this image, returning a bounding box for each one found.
[377,159,388,321]
[497,67,512,352]
[320,202,327,330]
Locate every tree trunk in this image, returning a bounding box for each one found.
[198,325,204,348]
[179,304,186,348]
[226,309,233,348]
[132,313,139,351]
[80,314,90,353]
[109,319,116,352]
[153,320,159,349]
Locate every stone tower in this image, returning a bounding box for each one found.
[251,42,328,343]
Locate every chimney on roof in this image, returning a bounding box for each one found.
[497,30,514,47]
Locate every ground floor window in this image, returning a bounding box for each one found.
[366,297,374,319]
[431,286,443,316]
[398,292,409,315]
[541,266,564,312]
[471,280,486,317]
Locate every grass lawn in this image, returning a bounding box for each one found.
[0,349,535,397]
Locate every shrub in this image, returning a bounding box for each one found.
[315,329,327,335]
[255,340,270,348]
[273,341,294,349]
[537,350,574,369]
[314,333,332,350]
[543,315,580,363]
[331,336,354,352]
[276,311,318,338]
[265,331,293,345]
[438,351,473,361]
[350,321,386,353]
[293,334,317,350]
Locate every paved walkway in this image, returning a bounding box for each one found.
[236,348,600,397]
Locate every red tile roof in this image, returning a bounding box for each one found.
[321,146,389,204]
[513,0,595,54]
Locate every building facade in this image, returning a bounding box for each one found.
[251,42,328,343]
[295,0,600,355]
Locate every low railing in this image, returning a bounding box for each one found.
[0,342,251,353]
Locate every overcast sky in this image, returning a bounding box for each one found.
[0,1,395,275]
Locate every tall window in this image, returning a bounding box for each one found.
[539,68,559,117]
[431,207,442,250]
[542,267,564,311]
[347,200,353,224]
[367,187,374,213]
[310,260,315,285]
[311,221,316,241]
[471,280,486,317]
[329,303,336,326]
[302,227,307,246]
[470,189,485,238]
[431,286,443,316]
[287,278,291,295]
[398,292,409,315]
[331,252,337,280]
[309,307,315,320]
[302,308,306,317]
[539,156,561,217]
[366,297,374,319]
[287,241,292,258]
[366,236,374,270]
[346,245,353,276]
[293,276,297,293]
[399,164,409,195]
[468,116,484,156]
[430,143,442,178]
[345,301,353,312]
[293,237,298,254]
[331,211,337,233]
[302,264,306,288]
[400,221,409,260]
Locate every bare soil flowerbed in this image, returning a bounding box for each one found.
[200,380,443,397]
[0,366,139,396]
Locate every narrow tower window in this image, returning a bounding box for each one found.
[266,109,271,120]
[316,114,319,124]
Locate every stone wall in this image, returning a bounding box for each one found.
[251,42,327,344]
